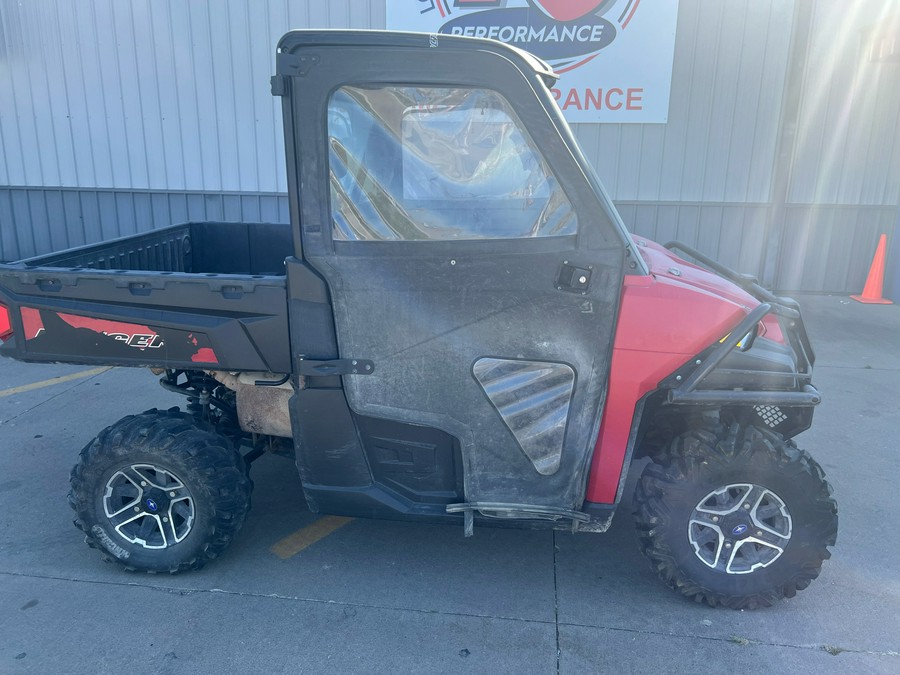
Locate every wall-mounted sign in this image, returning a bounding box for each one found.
[387,0,679,123]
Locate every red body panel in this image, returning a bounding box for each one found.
[0,303,12,342]
[18,307,219,365]
[585,239,773,504]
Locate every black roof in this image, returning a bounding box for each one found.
[275,29,558,85]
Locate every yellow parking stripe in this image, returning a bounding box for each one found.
[270,516,354,559]
[0,367,111,398]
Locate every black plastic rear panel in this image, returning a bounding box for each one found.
[0,223,292,372]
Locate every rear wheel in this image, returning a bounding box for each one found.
[633,423,837,609]
[69,409,252,573]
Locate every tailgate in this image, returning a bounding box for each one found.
[0,267,289,373]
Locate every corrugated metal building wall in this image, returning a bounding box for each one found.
[1,0,897,293]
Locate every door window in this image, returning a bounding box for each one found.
[327,86,577,241]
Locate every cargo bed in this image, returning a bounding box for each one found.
[0,222,291,372]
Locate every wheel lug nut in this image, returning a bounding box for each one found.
[756,531,762,537]
[712,516,719,522]
[743,503,750,510]
[140,481,147,487]
[725,542,732,548]
[169,491,175,497]
[134,506,140,512]
[163,517,169,523]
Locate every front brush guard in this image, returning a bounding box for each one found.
[660,242,820,408]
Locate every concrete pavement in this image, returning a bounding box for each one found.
[0,295,898,673]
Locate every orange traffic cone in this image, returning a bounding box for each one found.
[851,234,892,304]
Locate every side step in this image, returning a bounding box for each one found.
[446,502,590,537]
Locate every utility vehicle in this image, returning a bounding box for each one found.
[0,31,837,609]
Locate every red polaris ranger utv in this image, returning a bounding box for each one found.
[0,31,836,609]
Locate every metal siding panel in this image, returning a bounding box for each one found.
[223,194,243,221]
[251,2,279,194]
[614,203,636,234]
[23,3,71,187]
[861,64,900,205]
[168,2,204,191]
[150,193,172,229]
[79,191,103,246]
[168,193,189,224]
[132,1,169,190]
[112,1,152,189]
[278,194,291,223]
[133,192,153,232]
[28,190,52,255]
[4,7,45,185]
[626,204,659,241]
[654,205,681,244]
[94,0,135,189]
[596,125,621,197]
[657,0,699,201]
[267,1,290,193]
[50,2,91,187]
[716,206,749,272]
[615,125,643,201]
[675,204,700,246]
[700,1,744,202]
[680,1,725,202]
[198,194,221,221]
[790,0,900,206]
[241,195,261,222]
[771,206,890,293]
[696,205,724,258]
[885,111,900,205]
[61,191,86,249]
[326,0,350,27]
[367,0,386,29]
[737,206,768,276]
[96,191,119,241]
[636,126,665,201]
[185,194,207,222]
[9,191,35,258]
[227,0,259,192]
[0,192,19,261]
[0,2,24,186]
[44,190,69,251]
[148,1,185,190]
[208,7,242,191]
[743,1,793,202]
[571,124,603,186]
[115,192,137,236]
[260,195,281,222]
[73,2,111,187]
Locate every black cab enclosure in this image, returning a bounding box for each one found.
[273,30,631,523]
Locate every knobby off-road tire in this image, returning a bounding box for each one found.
[69,408,252,573]
[633,423,837,609]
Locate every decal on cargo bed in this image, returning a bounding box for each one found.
[19,307,219,364]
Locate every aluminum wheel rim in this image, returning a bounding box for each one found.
[687,483,792,574]
[103,463,195,550]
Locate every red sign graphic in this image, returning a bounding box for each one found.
[530,0,608,22]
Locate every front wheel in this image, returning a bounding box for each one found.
[69,409,252,573]
[633,423,837,609]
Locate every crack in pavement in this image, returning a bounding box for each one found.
[2,570,898,658]
[815,364,900,372]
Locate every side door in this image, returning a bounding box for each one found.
[281,33,629,522]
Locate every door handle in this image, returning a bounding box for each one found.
[556,261,592,294]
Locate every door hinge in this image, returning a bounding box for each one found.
[297,358,374,377]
